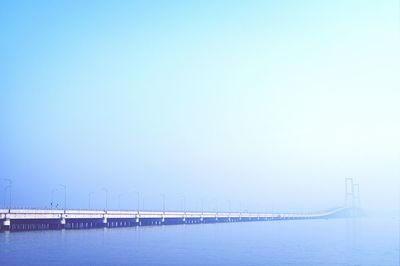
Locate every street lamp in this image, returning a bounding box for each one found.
[213,198,218,213]
[181,196,186,213]
[3,178,12,210]
[4,185,10,209]
[88,192,94,210]
[102,188,108,211]
[118,193,123,210]
[133,191,140,212]
[160,194,165,213]
[51,189,58,209]
[59,184,67,211]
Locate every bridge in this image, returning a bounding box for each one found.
[0,207,354,231]
[0,178,361,232]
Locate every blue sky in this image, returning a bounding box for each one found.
[0,1,399,212]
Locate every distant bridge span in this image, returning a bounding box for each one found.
[0,207,352,231]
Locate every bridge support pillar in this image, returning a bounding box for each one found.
[60,218,66,229]
[102,217,108,227]
[2,219,11,230]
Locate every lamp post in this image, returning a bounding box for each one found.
[133,191,140,212]
[102,188,108,211]
[88,192,94,210]
[51,189,58,209]
[59,184,67,211]
[118,193,123,210]
[161,194,166,213]
[3,178,12,210]
[213,198,218,213]
[181,196,186,213]
[4,185,10,209]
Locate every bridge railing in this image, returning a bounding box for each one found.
[0,207,348,220]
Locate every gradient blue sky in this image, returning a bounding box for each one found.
[0,1,399,212]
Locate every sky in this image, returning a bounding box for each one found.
[0,0,399,213]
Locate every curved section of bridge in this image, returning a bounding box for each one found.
[0,207,352,232]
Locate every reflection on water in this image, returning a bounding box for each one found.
[0,217,398,266]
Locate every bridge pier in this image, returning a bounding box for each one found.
[60,218,66,229]
[2,219,10,231]
[102,217,108,227]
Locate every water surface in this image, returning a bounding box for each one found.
[0,217,398,266]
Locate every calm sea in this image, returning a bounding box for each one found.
[0,216,398,266]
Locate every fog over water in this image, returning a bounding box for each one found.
[0,1,399,214]
[1,2,399,266]
[1,217,398,266]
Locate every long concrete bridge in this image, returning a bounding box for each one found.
[0,207,352,231]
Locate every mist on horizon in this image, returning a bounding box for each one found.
[1,1,399,214]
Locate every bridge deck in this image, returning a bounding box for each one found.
[0,207,349,231]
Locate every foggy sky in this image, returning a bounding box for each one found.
[0,1,399,212]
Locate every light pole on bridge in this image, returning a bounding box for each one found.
[4,185,10,209]
[161,194,166,213]
[133,191,140,212]
[118,193,123,210]
[181,196,186,213]
[213,198,219,214]
[51,188,58,209]
[102,188,108,212]
[88,192,94,210]
[59,184,67,212]
[3,178,12,210]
